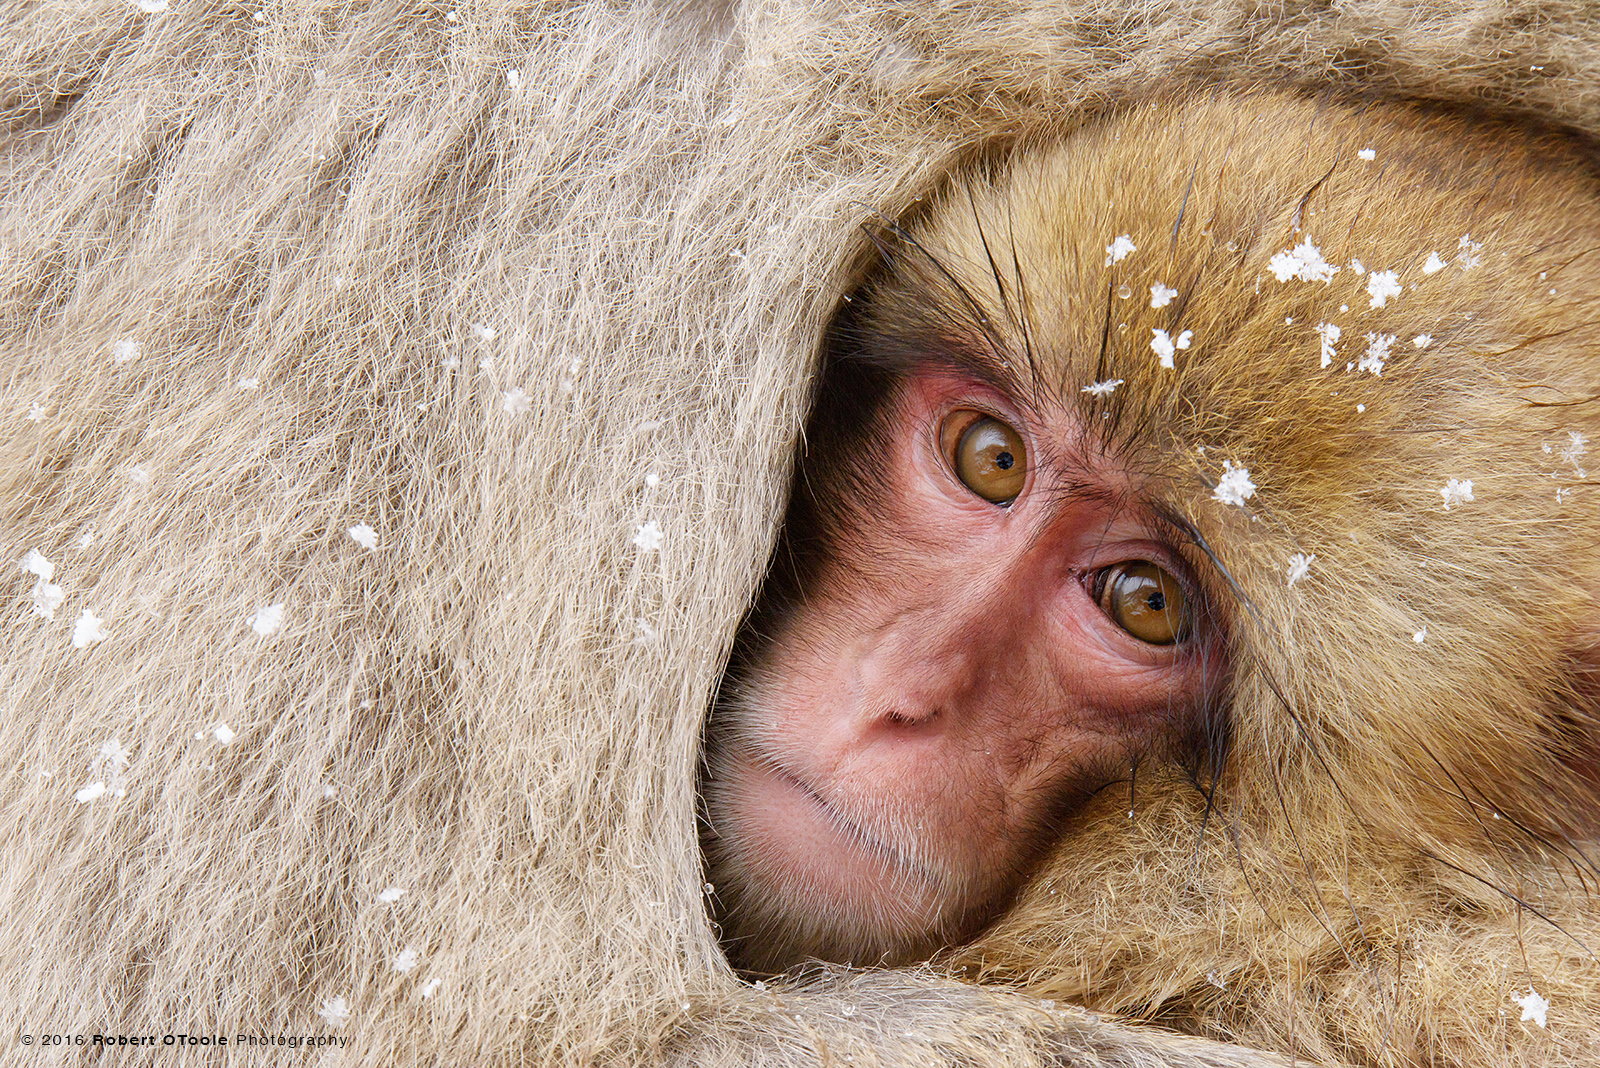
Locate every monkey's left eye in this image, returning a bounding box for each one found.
[942,412,1028,504]
[1097,562,1191,645]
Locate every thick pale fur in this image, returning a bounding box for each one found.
[0,2,1596,1067]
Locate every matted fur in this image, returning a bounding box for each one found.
[0,2,1596,1066]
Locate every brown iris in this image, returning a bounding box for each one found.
[943,412,1027,504]
[1099,562,1190,645]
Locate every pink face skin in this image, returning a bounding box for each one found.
[706,371,1221,970]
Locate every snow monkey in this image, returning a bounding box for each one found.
[703,91,1600,1065]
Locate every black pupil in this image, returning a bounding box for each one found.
[1146,591,1166,611]
[994,451,1014,470]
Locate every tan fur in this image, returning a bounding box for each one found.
[1,1,1597,1066]
[926,95,1600,1066]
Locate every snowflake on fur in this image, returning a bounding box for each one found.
[502,388,532,415]
[319,997,350,1027]
[1286,553,1315,586]
[1514,987,1549,1028]
[633,520,664,553]
[1366,270,1401,309]
[1081,378,1124,397]
[1104,234,1136,266]
[1268,240,1340,284]
[393,946,422,973]
[111,338,141,362]
[1422,252,1446,275]
[377,886,406,904]
[1557,430,1588,477]
[246,602,285,637]
[1150,328,1192,369]
[72,609,107,649]
[1456,234,1483,270]
[348,524,379,550]
[1315,322,1340,368]
[1359,333,1395,377]
[1440,478,1475,510]
[1211,462,1256,507]
[1149,283,1177,309]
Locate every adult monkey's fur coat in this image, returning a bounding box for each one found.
[2,1,1598,1066]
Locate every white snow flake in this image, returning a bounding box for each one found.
[72,609,107,649]
[246,602,285,637]
[98,738,130,768]
[19,550,54,583]
[633,520,664,553]
[1211,461,1256,507]
[1422,252,1447,275]
[1359,333,1396,377]
[1104,234,1136,266]
[1149,283,1177,309]
[506,68,521,89]
[111,338,141,363]
[26,402,44,422]
[237,377,260,390]
[212,722,237,744]
[1149,328,1192,369]
[1286,553,1315,586]
[348,524,379,550]
[1557,430,1588,477]
[1082,378,1125,397]
[1457,234,1483,270]
[1356,148,1376,161]
[1413,626,1428,643]
[75,781,109,803]
[1412,334,1433,349]
[31,581,65,619]
[319,997,351,1027]
[393,946,422,972]
[377,886,406,904]
[1440,478,1475,510]
[1267,241,1340,284]
[471,322,497,342]
[1366,270,1402,309]
[1348,258,1366,276]
[644,471,661,488]
[1315,322,1341,368]
[501,388,532,415]
[421,977,442,1000]
[1515,988,1550,1028]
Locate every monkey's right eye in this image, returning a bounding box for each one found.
[943,413,1028,504]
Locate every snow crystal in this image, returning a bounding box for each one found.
[237,378,260,390]
[348,524,379,550]
[31,581,65,619]
[1357,148,1376,161]
[72,609,107,649]
[377,886,406,904]
[1104,234,1136,266]
[1315,322,1341,368]
[1286,553,1315,586]
[644,471,661,488]
[1422,252,1446,275]
[75,781,108,803]
[1366,270,1402,309]
[1150,328,1192,369]
[1440,478,1475,510]
[212,723,237,744]
[393,946,422,973]
[111,338,141,363]
[1514,988,1549,1028]
[1268,241,1340,284]
[1557,430,1588,477]
[319,997,350,1027]
[246,602,285,637]
[633,520,664,553]
[506,68,521,89]
[1457,234,1483,270]
[1149,283,1177,309]
[1348,258,1365,276]
[1412,334,1433,349]
[1413,627,1428,643]
[421,977,442,1000]
[1211,461,1256,507]
[1082,378,1125,397]
[1359,333,1396,376]
[471,322,497,342]
[26,402,44,422]
[98,738,130,768]
[501,388,531,415]
[19,550,54,582]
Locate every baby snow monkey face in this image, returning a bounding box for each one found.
[704,331,1224,970]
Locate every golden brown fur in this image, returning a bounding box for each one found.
[0,1,1596,1066]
